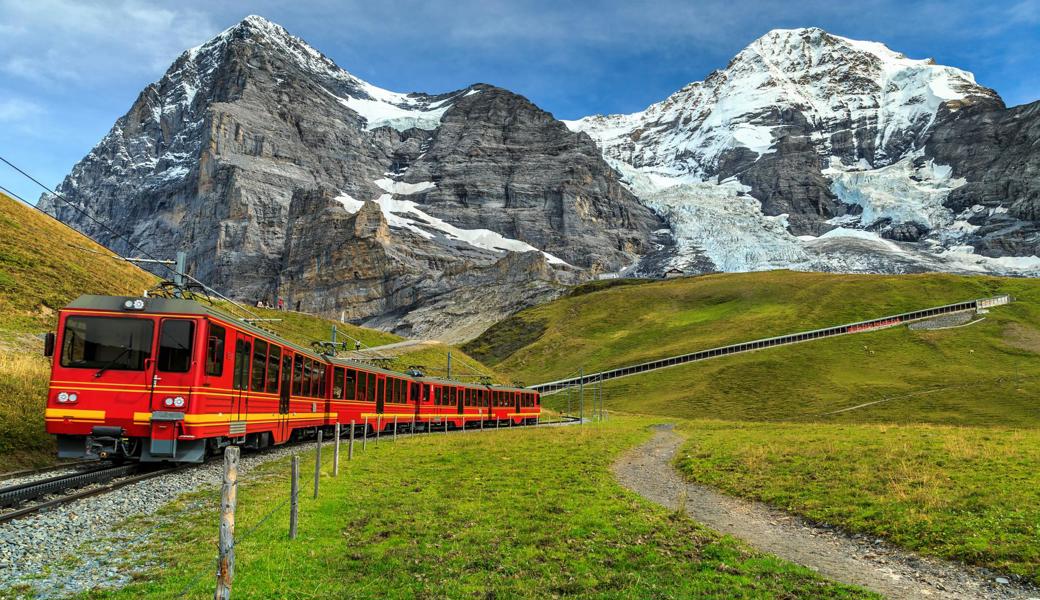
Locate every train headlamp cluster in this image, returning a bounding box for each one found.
[122,298,146,311]
[163,396,186,408]
[56,391,78,403]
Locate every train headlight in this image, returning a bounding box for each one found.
[68,393,77,403]
[57,392,69,403]
[163,397,175,407]
[173,396,185,408]
[132,299,145,310]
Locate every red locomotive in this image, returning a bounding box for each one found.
[44,295,540,462]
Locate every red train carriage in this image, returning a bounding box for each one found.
[46,295,331,462]
[325,359,419,433]
[44,294,541,463]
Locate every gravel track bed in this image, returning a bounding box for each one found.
[613,424,1040,600]
[0,443,307,599]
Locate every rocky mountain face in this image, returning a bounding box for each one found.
[569,27,1040,277]
[41,16,661,340]
[44,20,1040,340]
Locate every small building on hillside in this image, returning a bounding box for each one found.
[663,268,685,279]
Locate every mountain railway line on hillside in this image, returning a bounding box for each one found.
[532,295,1013,395]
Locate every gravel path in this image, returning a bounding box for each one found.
[613,424,1040,600]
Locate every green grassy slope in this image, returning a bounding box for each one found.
[466,270,1040,426]
[88,418,872,599]
[0,193,160,349]
[676,420,1040,583]
[467,270,1024,382]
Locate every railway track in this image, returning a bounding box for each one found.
[0,463,178,524]
[0,461,99,483]
[532,295,1014,394]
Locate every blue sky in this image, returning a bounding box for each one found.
[1,0,1038,203]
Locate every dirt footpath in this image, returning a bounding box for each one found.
[612,425,1039,600]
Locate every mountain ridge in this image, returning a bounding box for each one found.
[41,17,1040,341]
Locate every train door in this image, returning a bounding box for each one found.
[319,363,330,425]
[278,352,292,441]
[376,374,386,415]
[230,334,251,438]
[457,387,465,415]
[149,318,199,411]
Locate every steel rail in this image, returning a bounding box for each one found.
[0,461,101,482]
[0,464,140,508]
[0,466,178,524]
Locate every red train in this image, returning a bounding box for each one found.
[43,295,540,462]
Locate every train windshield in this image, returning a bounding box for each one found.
[60,316,154,372]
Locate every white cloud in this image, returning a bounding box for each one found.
[0,0,217,86]
[0,98,43,122]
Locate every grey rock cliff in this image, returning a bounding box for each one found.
[41,16,660,340]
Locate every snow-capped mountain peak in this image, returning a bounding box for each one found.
[567,27,1000,183]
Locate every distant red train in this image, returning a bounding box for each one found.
[44,295,540,462]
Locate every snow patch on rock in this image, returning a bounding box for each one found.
[335,186,569,266]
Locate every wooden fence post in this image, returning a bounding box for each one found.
[333,423,341,477]
[348,420,355,461]
[313,430,322,499]
[480,410,484,432]
[376,416,381,443]
[362,417,368,450]
[214,446,239,600]
[444,417,449,434]
[289,455,299,540]
[393,416,398,442]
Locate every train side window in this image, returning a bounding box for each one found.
[410,382,419,403]
[251,339,267,392]
[317,364,326,398]
[434,387,441,405]
[205,324,225,377]
[366,373,376,403]
[293,355,303,396]
[303,359,313,397]
[345,369,357,400]
[266,346,281,394]
[158,319,195,373]
[377,377,385,404]
[233,339,251,391]
[334,367,344,400]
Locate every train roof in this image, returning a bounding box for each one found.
[64,294,325,360]
[327,357,533,392]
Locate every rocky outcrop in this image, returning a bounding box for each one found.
[41,16,659,340]
[925,100,1040,257]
